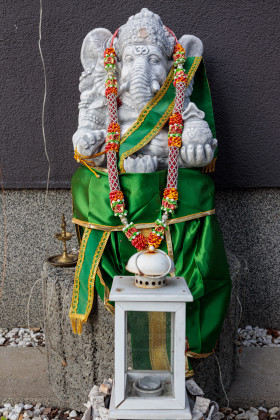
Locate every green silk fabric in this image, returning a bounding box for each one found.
[72,166,215,228]
[71,166,231,356]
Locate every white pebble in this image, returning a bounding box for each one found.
[8,413,19,420]
[269,408,280,415]
[250,408,259,414]
[245,325,252,330]
[23,411,33,418]
[11,328,20,333]
[0,337,6,345]
[236,414,248,420]
[99,407,109,419]
[13,405,23,414]
[69,410,78,418]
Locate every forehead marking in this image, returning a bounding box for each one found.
[133,45,149,55]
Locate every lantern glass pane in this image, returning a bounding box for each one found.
[126,311,174,399]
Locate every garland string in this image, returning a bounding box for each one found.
[104,37,188,251]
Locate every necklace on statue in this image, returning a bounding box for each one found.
[104,32,187,252]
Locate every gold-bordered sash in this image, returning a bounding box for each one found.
[118,57,202,173]
[72,209,215,231]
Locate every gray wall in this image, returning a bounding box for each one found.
[0,188,279,329]
[1,0,280,187]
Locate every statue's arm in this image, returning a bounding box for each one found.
[72,77,107,157]
[72,28,112,158]
[178,34,217,167]
[179,102,217,167]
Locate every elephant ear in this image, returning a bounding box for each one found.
[178,35,204,57]
[81,28,112,70]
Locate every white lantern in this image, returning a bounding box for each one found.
[109,254,193,420]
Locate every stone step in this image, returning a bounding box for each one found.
[0,348,62,408]
[228,347,280,408]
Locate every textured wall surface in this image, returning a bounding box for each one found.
[1,0,280,187]
[42,263,114,411]
[0,189,76,328]
[0,188,279,329]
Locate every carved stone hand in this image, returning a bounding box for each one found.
[123,155,158,173]
[180,102,217,167]
[73,128,106,157]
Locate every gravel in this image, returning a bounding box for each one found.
[0,328,45,348]
[236,326,280,348]
[2,325,277,349]
[1,380,280,420]
[219,406,280,420]
[0,403,82,420]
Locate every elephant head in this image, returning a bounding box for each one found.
[117,43,170,111]
[79,9,204,113]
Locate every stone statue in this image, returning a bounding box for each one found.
[70,9,231,377]
[72,8,217,172]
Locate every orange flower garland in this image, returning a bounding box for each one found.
[104,37,187,251]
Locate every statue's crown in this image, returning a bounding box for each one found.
[114,8,175,58]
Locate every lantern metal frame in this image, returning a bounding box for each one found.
[109,275,193,420]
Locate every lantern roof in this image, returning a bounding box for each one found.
[109,276,193,302]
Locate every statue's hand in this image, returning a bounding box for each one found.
[180,102,218,167]
[73,128,106,156]
[180,138,217,167]
[124,155,158,173]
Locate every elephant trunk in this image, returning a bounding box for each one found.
[129,63,156,110]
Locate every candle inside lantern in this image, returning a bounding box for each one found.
[137,376,161,391]
[133,376,163,398]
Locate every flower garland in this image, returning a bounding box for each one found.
[104,41,187,251]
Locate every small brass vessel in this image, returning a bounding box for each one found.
[47,214,78,267]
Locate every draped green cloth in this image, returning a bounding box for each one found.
[69,56,231,373]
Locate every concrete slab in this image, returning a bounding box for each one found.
[228,347,280,408]
[0,348,65,408]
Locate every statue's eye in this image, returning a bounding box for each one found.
[149,55,160,64]
[124,55,133,63]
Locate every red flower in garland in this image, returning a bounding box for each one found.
[168,136,182,148]
[131,233,147,250]
[109,190,124,202]
[107,123,120,133]
[147,232,162,249]
[105,142,120,152]
[169,113,183,125]
[163,188,178,200]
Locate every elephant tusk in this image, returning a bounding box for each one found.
[151,80,160,94]
[119,80,130,94]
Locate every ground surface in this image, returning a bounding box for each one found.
[0,348,61,408]
[228,347,280,408]
[1,346,280,410]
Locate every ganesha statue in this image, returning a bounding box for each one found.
[70,9,231,376]
[73,8,217,171]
